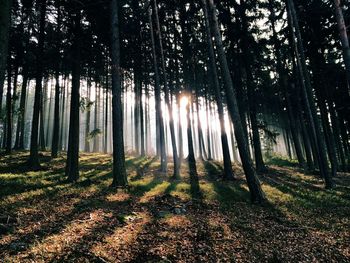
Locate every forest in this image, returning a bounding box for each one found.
[0,0,349,261]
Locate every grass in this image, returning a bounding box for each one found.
[0,151,349,262]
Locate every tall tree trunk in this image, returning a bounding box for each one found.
[65,10,81,182]
[134,71,140,155]
[179,3,198,179]
[287,0,333,188]
[333,0,350,86]
[59,75,66,151]
[0,0,12,121]
[329,102,347,171]
[149,5,167,172]
[29,0,46,169]
[5,62,12,153]
[238,2,267,174]
[39,79,47,150]
[205,96,212,160]
[46,82,53,147]
[15,68,28,149]
[202,0,235,180]
[51,2,61,158]
[93,83,100,152]
[104,65,109,153]
[110,0,128,187]
[207,0,265,203]
[268,0,306,168]
[85,75,91,152]
[140,80,145,156]
[153,0,180,177]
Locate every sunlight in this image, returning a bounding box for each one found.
[180,95,189,108]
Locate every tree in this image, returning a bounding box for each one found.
[153,0,180,178]
[287,0,333,188]
[51,1,61,158]
[333,0,350,86]
[0,0,12,120]
[29,0,47,169]
[202,0,235,181]
[110,0,127,187]
[207,0,266,203]
[65,9,82,182]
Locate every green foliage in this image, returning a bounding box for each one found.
[86,128,102,141]
[79,97,94,112]
[266,154,299,167]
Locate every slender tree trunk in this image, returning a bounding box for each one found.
[85,75,91,152]
[238,2,267,173]
[5,62,12,153]
[104,65,109,153]
[268,2,306,168]
[15,68,28,149]
[93,83,100,152]
[140,80,145,156]
[202,0,235,180]
[153,0,180,177]
[65,10,81,182]
[39,79,47,150]
[207,0,265,203]
[0,0,12,120]
[51,2,61,158]
[333,0,350,86]
[134,71,140,155]
[149,5,167,172]
[329,102,347,171]
[287,0,333,188]
[29,0,46,169]
[145,80,150,154]
[46,82,53,147]
[110,0,128,187]
[59,75,66,151]
[179,3,198,179]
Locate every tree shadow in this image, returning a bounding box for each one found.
[203,161,250,205]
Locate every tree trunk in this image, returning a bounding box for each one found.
[0,0,12,121]
[207,0,266,203]
[104,65,109,153]
[59,75,66,151]
[65,10,81,182]
[85,75,91,152]
[15,68,28,149]
[51,2,61,158]
[29,0,46,169]
[110,0,128,187]
[333,0,350,86]
[5,62,12,153]
[287,0,333,188]
[153,0,180,177]
[268,0,306,168]
[149,5,167,173]
[202,0,235,180]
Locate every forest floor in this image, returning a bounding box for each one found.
[0,152,349,263]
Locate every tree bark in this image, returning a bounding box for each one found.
[202,0,235,180]
[0,0,12,121]
[51,2,61,158]
[149,5,167,173]
[287,0,333,188]
[333,0,350,86]
[65,10,81,182]
[29,0,46,169]
[5,62,12,153]
[207,0,266,203]
[110,0,128,187]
